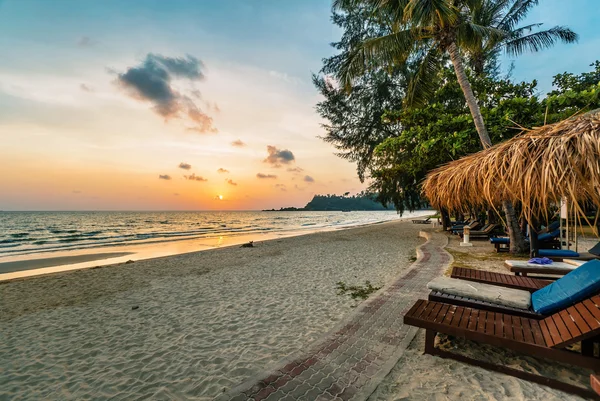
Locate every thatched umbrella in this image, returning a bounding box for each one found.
[422,109,600,226]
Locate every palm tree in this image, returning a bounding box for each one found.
[468,0,578,75]
[333,0,577,253]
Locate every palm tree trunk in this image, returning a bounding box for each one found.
[447,42,492,148]
[502,200,528,253]
[448,41,527,253]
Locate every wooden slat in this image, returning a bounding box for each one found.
[582,299,600,327]
[485,312,496,336]
[538,319,554,347]
[512,316,524,342]
[420,302,437,321]
[459,307,472,329]
[431,303,447,323]
[575,303,600,330]
[477,311,488,333]
[503,314,514,340]
[468,310,479,331]
[521,318,535,344]
[551,314,572,342]
[544,317,563,346]
[450,306,465,327]
[559,310,582,338]
[566,305,591,334]
[530,320,547,346]
[495,312,503,336]
[406,299,426,318]
[443,305,458,325]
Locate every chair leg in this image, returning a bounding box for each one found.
[583,339,595,357]
[425,330,436,355]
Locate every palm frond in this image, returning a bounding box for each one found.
[405,45,443,107]
[498,0,539,31]
[337,28,420,90]
[457,22,507,51]
[403,0,457,26]
[505,26,579,56]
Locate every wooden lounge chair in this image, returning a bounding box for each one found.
[460,223,498,239]
[412,217,431,224]
[450,266,551,292]
[404,298,600,397]
[450,221,481,234]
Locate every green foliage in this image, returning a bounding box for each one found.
[336,280,381,300]
[304,193,388,211]
[313,6,408,181]
[370,62,600,211]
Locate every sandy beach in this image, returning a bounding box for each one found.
[1,219,424,400]
[2,220,596,400]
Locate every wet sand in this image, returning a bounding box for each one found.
[0,252,134,274]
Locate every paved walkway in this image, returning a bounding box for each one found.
[217,230,452,401]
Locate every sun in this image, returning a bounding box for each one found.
[218,195,223,200]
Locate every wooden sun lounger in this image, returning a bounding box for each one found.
[462,224,498,239]
[451,267,551,292]
[404,298,600,397]
[412,217,431,224]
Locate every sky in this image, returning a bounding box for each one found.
[0,0,597,211]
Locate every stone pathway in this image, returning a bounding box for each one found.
[217,230,452,401]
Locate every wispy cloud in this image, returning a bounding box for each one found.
[217,168,229,173]
[231,139,247,147]
[80,83,93,92]
[178,162,192,170]
[304,175,315,183]
[184,173,207,182]
[263,145,295,166]
[275,183,287,192]
[77,36,96,47]
[257,173,277,179]
[287,167,303,173]
[226,179,237,186]
[159,174,172,180]
[114,53,217,133]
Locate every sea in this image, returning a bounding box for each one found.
[0,210,431,278]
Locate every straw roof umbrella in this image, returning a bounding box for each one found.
[422,109,600,226]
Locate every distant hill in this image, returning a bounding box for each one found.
[263,193,388,212]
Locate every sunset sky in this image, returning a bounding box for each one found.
[0,0,597,211]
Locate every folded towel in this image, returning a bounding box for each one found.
[527,257,553,265]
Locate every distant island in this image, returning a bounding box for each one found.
[263,193,389,212]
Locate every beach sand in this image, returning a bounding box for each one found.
[1,220,423,400]
[2,221,594,400]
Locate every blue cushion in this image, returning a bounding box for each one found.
[531,259,600,314]
[490,237,510,244]
[538,229,560,242]
[538,249,579,258]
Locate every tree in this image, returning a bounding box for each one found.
[369,67,539,214]
[468,0,578,76]
[332,0,577,253]
[313,6,409,181]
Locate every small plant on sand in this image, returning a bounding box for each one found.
[336,280,381,300]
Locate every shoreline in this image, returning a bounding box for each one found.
[0,211,433,282]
